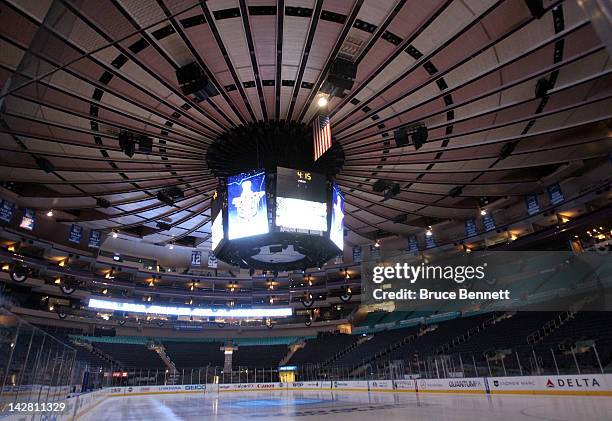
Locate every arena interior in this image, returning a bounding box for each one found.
[0,0,611,420]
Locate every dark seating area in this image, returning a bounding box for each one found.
[534,312,612,373]
[381,314,492,362]
[163,341,225,368]
[289,333,358,365]
[232,345,288,368]
[95,343,166,369]
[73,345,110,368]
[334,326,421,366]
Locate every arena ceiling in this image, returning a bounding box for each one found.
[0,0,611,251]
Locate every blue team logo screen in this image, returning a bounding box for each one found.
[227,171,269,240]
[330,184,344,250]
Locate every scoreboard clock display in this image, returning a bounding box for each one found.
[277,168,326,203]
[276,167,327,232]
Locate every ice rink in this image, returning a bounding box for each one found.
[80,390,612,421]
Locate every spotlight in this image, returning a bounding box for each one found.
[374,240,380,248]
[425,227,433,237]
[317,95,328,108]
[168,244,174,250]
[46,210,54,217]
[111,231,118,239]
[480,209,487,216]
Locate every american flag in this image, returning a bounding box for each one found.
[313,113,332,161]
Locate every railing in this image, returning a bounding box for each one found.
[79,340,609,389]
[0,307,86,408]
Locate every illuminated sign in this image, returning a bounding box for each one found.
[227,170,268,240]
[276,167,327,233]
[88,298,292,318]
[330,183,344,249]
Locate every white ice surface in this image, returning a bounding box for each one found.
[80,389,612,421]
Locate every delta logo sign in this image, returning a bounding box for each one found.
[545,377,601,388]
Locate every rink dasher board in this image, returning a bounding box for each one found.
[485,374,612,396]
[105,384,207,397]
[4,373,612,421]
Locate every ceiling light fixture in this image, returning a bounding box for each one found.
[317,95,328,108]
[46,210,54,217]
[426,226,433,237]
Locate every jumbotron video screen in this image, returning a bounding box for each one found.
[275,167,327,233]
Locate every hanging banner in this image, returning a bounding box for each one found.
[68,224,83,244]
[425,235,436,249]
[483,214,496,232]
[547,183,565,205]
[465,219,477,237]
[526,195,540,216]
[88,230,102,248]
[191,250,202,267]
[334,253,344,265]
[407,235,419,253]
[369,244,381,260]
[207,251,218,269]
[352,246,362,263]
[0,199,15,223]
[19,208,35,231]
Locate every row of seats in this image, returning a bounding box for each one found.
[289,333,358,365]
[20,310,610,374]
[94,343,166,369]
